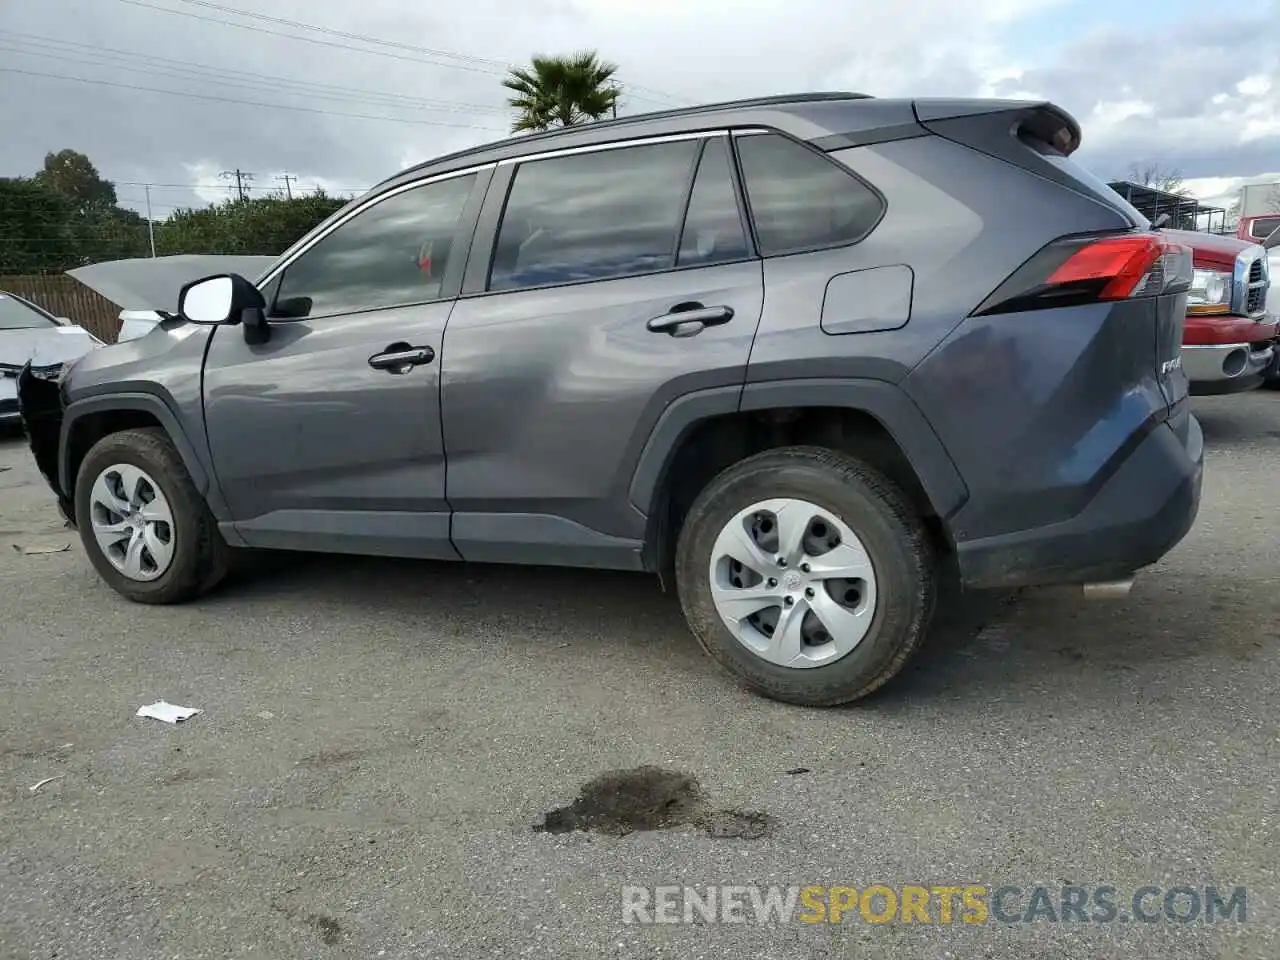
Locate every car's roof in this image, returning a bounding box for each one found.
[372,91,891,192]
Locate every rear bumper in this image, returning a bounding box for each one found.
[1183,342,1273,394]
[956,409,1203,589]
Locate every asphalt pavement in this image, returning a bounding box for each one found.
[1,393,1278,960]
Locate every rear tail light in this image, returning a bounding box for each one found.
[973,232,1193,316]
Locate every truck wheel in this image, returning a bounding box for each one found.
[675,445,936,707]
[74,427,230,605]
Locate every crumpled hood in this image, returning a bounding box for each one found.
[0,325,101,371]
[69,254,276,311]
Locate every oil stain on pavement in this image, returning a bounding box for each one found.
[534,766,776,840]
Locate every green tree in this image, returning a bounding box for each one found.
[0,177,78,273]
[154,191,349,257]
[1125,162,1190,197]
[503,52,620,133]
[32,149,119,215]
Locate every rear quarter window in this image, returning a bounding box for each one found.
[734,132,884,257]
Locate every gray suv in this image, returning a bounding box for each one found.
[18,92,1204,707]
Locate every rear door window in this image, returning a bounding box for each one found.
[677,138,751,268]
[489,140,700,292]
[735,132,883,256]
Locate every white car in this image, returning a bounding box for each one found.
[3,255,278,427]
[0,291,103,426]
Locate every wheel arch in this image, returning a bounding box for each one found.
[59,393,219,522]
[631,378,969,581]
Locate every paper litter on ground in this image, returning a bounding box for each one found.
[136,701,203,723]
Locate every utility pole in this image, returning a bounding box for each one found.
[276,173,297,200]
[220,168,254,201]
[144,184,156,258]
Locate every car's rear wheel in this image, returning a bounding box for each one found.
[675,445,936,707]
[75,427,230,604]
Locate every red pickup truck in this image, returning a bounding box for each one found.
[1163,228,1277,394]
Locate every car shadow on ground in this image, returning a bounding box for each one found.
[6,431,1257,713]
[202,547,1022,702]
[196,544,1277,714]
[1194,392,1280,443]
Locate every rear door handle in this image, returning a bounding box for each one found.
[646,304,734,338]
[368,343,435,373]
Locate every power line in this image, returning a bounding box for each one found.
[220,168,254,201]
[0,66,509,132]
[167,0,511,70]
[113,0,510,76]
[167,0,691,105]
[113,0,688,106]
[0,30,512,116]
[109,180,372,192]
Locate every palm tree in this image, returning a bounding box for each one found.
[503,52,620,133]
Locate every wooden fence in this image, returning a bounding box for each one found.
[0,274,123,342]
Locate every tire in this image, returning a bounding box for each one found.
[675,445,936,707]
[74,427,230,604]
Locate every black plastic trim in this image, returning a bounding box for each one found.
[59,393,222,516]
[625,378,969,525]
[810,122,929,152]
[451,512,645,570]
[737,379,969,518]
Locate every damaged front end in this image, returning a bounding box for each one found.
[16,361,74,525]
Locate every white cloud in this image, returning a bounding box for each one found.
[1236,74,1272,97]
[1184,172,1280,211]
[2,0,1278,209]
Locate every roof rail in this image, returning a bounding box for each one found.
[383,91,874,187]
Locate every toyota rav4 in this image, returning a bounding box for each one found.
[18,92,1204,707]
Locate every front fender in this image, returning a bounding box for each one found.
[59,392,217,511]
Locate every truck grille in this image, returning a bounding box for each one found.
[1242,253,1270,317]
[1248,285,1266,314]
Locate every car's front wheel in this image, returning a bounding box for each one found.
[675,446,936,707]
[74,427,230,604]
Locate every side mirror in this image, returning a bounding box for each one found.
[1263,226,1280,250]
[177,273,265,325]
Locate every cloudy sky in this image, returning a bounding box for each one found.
[2,0,1278,217]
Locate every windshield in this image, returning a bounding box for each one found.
[1248,216,1280,241]
[0,294,59,330]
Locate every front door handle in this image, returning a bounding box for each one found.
[646,304,734,338]
[368,342,435,374]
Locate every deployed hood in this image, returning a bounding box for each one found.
[0,324,101,371]
[69,254,276,312]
